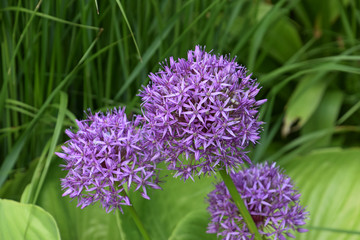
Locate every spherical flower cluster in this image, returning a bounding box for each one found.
[207,162,308,240]
[139,46,266,180]
[56,108,161,213]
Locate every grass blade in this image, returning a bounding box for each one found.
[33,92,68,203]
[0,0,42,123]
[0,29,103,188]
[114,0,195,100]
[1,7,100,31]
[115,0,142,62]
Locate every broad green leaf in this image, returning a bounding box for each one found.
[37,160,217,240]
[169,210,216,240]
[282,73,329,137]
[110,166,217,240]
[261,16,302,64]
[21,184,32,203]
[128,172,217,240]
[0,199,60,240]
[36,163,125,240]
[301,90,343,147]
[247,0,292,69]
[283,148,360,240]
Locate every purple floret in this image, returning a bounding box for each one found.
[139,46,266,180]
[56,107,161,213]
[207,162,309,240]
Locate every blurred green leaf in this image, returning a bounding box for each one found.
[282,73,329,137]
[168,210,216,240]
[37,160,217,240]
[33,92,68,203]
[302,90,343,147]
[128,172,217,240]
[0,159,37,201]
[283,148,360,240]
[338,100,360,125]
[0,199,60,240]
[36,163,125,240]
[261,16,302,63]
[21,184,32,203]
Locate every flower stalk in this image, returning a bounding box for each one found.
[121,191,151,240]
[218,169,262,240]
[211,163,308,239]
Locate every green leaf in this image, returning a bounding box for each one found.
[20,184,32,203]
[36,163,125,240]
[36,160,217,240]
[0,199,60,240]
[261,16,302,64]
[0,158,38,201]
[168,210,216,240]
[302,0,350,25]
[124,169,217,240]
[283,148,360,240]
[301,90,343,147]
[33,92,68,203]
[282,73,329,137]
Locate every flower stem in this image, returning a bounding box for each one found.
[127,204,151,240]
[219,169,262,240]
[115,209,126,239]
[122,191,151,240]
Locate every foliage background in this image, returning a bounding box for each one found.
[1,0,360,239]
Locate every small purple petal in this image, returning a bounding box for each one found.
[139,45,266,180]
[206,162,309,239]
[56,107,162,213]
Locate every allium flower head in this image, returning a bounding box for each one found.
[139,46,266,180]
[56,107,161,213]
[207,162,308,240]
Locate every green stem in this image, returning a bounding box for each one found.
[219,169,262,240]
[122,191,151,240]
[115,209,126,239]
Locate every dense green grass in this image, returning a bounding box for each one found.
[1,0,360,239]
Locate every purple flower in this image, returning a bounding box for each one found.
[56,108,161,213]
[139,46,266,180]
[207,162,308,240]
